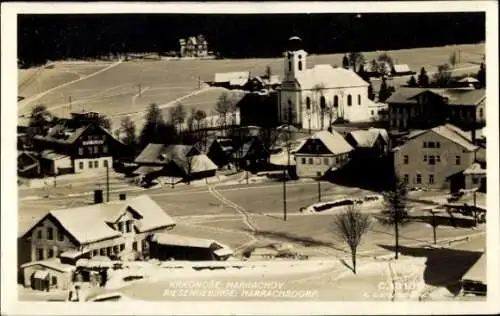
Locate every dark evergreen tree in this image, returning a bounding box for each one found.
[417,67,429,87]
[368,82,376,101]
[378,77,392,102]
[477,62,486,88]
[407,75,417,87]
[342,55,349,69]
[139,103,166,148]
[119,116,137,148]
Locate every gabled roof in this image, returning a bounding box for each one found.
[34,125,88,145]
[152,233,217,248]
[21,195,176,244]
[348,130,383,148]
[405,124,478,152]
[135,144,199,165]
[296,130,353,155]
[386,87,485,106]
[296,65,369,90]
[20,259,75,273]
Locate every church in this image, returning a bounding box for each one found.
[278,37,384,130]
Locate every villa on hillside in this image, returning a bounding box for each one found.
[278,36,385,130]
[179,35,208,57]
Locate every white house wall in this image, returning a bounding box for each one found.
[74,156,113,174]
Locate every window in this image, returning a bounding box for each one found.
[132,242,138,251]
[416,174,422,184]
[89,161,93,168]
[79,162,84,170]
[288,61,292,72]
[57,229,64,241]
[315,158,321,165]
[102,135,106,141]
[336,157,340,164]
[113,245,119,254]
[107,247,112,255]
[104,160,108,168]
[308,158,314,164]
[298,61,303,71]
[323,158,330,165]
[479,108,484,119]
[456,156,461,165]
[78,147,84,155]
[347,94,352,106]
[429,174,435,184]
[89,146,93,154]
[403,174,409,184]
[47,227,53,240]
[472,177,479,185]
[36,248,44,261]
[120,244,125,251]
[424,155,427,162]
[37,229,42,239]
[301,158,306,164]
[319,96,326,110]
[305,97,311,110]
[428,155,435,165]
[436,155,440,163]
[47,248,54,258]
[94,160,99,168]
[51,276,57,286]
[93,249,98,256]
[371,110,374,115]
[403,155,409,164]
[423,142,427,148]
[428,141,435,148]
[358,95,361,105]
[126,221,132,233]
[94,145,99,154]
[103,145,108,153]
[436,142,440,148]
[100,249,105,256]
[333,95,339,108]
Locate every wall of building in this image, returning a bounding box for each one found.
[394,131,475,189]
[295,153,349,178]
[74,156,112,174]
[29,217,79,263]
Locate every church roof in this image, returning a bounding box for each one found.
[296,65,369,90]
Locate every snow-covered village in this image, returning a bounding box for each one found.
[4,7,496,309]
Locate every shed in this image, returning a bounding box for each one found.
[392,64,414,76]
[20,259,75,291]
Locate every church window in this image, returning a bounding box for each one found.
[347,94,352,106]
[333,96,339,108]
[306,97,311,110]
[298,61,303,71]
[298,55,302,59]
[288,61,292,72]
[320,96,326,109]
[358,95,361,105]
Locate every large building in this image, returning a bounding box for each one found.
[393,124,482,191]
[386,87,486,133]
[277,36,385,130]
[294,130,353,178]
[20,195,176,264]
[179,35,208,58]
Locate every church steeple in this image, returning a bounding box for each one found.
[284,36,307,82]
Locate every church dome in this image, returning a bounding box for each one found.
[288,36,303,51]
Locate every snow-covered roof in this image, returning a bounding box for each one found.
[230,78,248,87]
[20,259,76,273]
[392,64,411,73]
[21,195,176,244]
[296,130,353,155]
[463,163,486,175]
[296,65,369,90]
[152,233,217,248]
[459,77,479,83]
[348,128,389,148]
[405,124,478,152]
[462,252,486,284]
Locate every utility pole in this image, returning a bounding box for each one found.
[198,76,201,90]
[69,96,72,114]
[106,164,110,202]
[317,178,321,202]
[430,209,437,244]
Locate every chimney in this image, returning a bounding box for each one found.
[119,193,126,201]
[94,190,103,204]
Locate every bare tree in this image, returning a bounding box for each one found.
[380,175,411,259]
[433,63,452,87]
[118,116,137,149]
[215,91,236,134]
[312,83,326,130]
[449,51,458,68]
[184,151,195,185]
[333,204,372,274]
[348,52,365,72]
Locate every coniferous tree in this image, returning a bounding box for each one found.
[378,77,392,102]
[342,55,349,69]
[417,67,430,87]
[139,103,165,148]
[118,116,137,148]
[477,62,486,88]
[368,83,376,101]
[407,75,417,87]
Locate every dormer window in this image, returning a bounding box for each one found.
[117,221,123,233]
[126,220,132,233]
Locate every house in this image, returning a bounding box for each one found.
[231,138,267,171]
[195,137,234,168]
[32,112,129,175]
[278,36,386,130]
[345,128,390,160]
[237,91,279,127]
[386,87,486,133]
[134,144,218,182]
[19,195,176,264]
[213,71,250,89]
[20,259,76,291]
[18,151,41,178]
[149,233,233,261]
[391,64,414,76]
[179,35,208,58]
[393,124,480,191]
[294,130,353,178]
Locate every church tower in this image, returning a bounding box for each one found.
[284,36,307,82]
